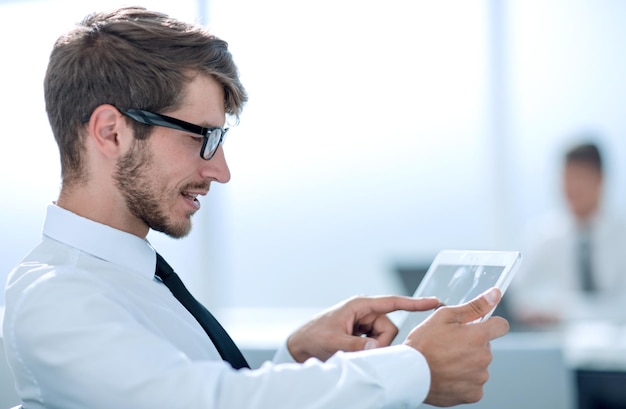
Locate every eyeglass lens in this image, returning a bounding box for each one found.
[202,129,227,160]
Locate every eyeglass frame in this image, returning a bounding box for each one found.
[118,108,229,161]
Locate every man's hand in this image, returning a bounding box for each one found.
[405,287,509,407]
[287,295,440,363]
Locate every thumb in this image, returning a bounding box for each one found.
[361,337,380,351]
[450,287,501,324]
[345,336,380,352]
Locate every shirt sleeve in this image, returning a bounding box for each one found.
[5,270,430,409]
[271,340,430,408]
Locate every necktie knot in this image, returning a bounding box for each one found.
[155,252,174,280]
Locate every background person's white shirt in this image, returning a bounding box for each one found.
[3,204,429,409]
[509,208,626,324]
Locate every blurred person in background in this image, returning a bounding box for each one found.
[510,138,626,328]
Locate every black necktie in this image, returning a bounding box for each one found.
[155,252,249,369]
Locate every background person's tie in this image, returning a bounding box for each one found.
[577,227,596,293]
[155,252,250,369]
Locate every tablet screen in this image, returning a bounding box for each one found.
[391,250,521,345]
[420,264,505,306]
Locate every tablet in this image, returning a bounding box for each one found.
[392,249,522,345]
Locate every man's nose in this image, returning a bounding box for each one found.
[201,145,230,183]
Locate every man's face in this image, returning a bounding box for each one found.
[563,161,603,222]
[114,75,230,238]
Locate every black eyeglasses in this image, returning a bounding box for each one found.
[120,108,228,161]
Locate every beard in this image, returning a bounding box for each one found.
[113,139,193,239]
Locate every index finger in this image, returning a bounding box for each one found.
[350,295,440,315]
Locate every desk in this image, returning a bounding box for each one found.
[564,321,626,371]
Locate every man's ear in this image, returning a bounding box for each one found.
[86,104,130,159]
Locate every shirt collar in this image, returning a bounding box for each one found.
[43,203,156,280]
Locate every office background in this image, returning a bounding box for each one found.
[1,0,626,314]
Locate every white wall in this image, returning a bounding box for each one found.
[209,0,500,308]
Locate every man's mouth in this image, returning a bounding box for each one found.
[182,192,199,202]
[181,191,202,211]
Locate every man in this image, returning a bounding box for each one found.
[510,140,626,326]
[3,7,508,408]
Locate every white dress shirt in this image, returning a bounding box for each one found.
[509,209,626,322]
[3,204,430,409]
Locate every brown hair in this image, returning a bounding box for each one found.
[44,6,247,185]
[565,141,603,173]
